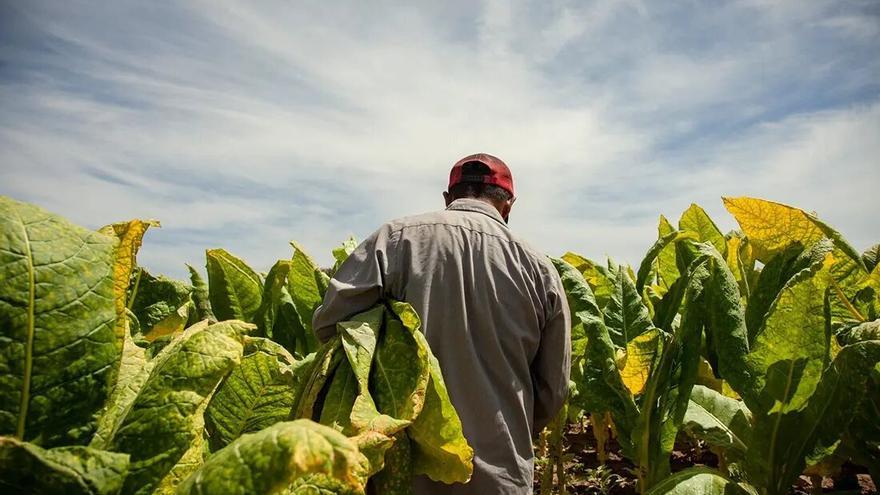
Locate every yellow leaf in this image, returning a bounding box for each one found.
[619,329,661,395]
[722,197,824,263]
[98,220,160,348]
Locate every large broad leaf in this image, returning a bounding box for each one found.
[293,337,343,421]
[205,248,262,322]
[393,302,474,484]
[0,196,119,446]
[91,312,151,450]
[0,436,130,495]
[561,252,614,310]
[339,307,410,436]
[619,328,662,395]
[98,219,159,356]
[681,385,752,458]
[551,258,639,455]
[745,255,837,415]
[605,267,654,348]
[723,197,867,318]
[101,320,248,495]
[205,338,299,451]
[128,269,193,343]
[91,220,158,449]
[722,197,858,263]
[288,242,325,347]
[743,242,823,342]
[177,420,369,495]
[645,467,753,495]
[371,309,431,423]
[679,203,727,257]
[319,360,358,434]
[746,340,880,495]
[186,264,216,322]
[253,260,293,338]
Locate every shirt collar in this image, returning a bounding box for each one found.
[446,198,508,227]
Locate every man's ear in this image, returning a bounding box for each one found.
[443,191,452,207]
[500,199,513,221]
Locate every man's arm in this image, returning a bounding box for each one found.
[530,274,571,435]
[312,224,399,343]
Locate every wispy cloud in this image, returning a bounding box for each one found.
[1,0,878,278]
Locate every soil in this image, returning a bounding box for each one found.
[533,419,877,495]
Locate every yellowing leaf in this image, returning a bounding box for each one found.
[722,197,826,262]
[619,329,662,395]
[177,420,369,495]
[98,219,160,348]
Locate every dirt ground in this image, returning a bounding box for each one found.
[533,420,877,495]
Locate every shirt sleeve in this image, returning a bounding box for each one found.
[312,224,399,343]
[530,267,572,435]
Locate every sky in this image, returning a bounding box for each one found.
[1,0,878,279]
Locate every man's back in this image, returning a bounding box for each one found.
[313,198,571,495]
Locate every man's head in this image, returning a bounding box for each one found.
[444,153,516,222]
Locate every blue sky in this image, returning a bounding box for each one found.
[1,0,878,279]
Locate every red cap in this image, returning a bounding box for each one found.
[448,153,515,197]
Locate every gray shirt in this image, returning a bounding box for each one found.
[313,198,571,495]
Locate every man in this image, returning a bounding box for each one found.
[312,153,571,494]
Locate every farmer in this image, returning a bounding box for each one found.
[312,153,571,494]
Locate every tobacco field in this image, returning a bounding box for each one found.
[0,194,878,495]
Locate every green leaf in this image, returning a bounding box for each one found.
[186,264,215,322]
[679,204,727,257]
[604,268,654,348]
[656,215,681,290]
[102,320,248,495]
[551,258,638,455]
[90,312,151,450]
[254,260,293,337]
[0,436,130,495]
[339,308,410,436]
[289,242,324,348]
[0,196,119,446]
[745,255,837,415]
[744,242,820,342]
[205,248,262,322]
[332,237,358,275]
[645,467,753,495]
[682,385,752,457]
[319,360,358,434]
[369,431,414,495]
[128,269,193,342]
[372,310,431,422]
[561,252,615,309]
[636,229,697,294]
[746,341,880,495]
[392,302,474,484]
[293,338,343,421]
[177,420,369,495]
[205,338,299,451]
